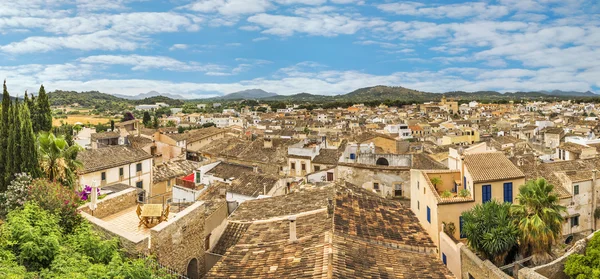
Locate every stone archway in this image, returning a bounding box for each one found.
[187,258,199,279]
[376,157,389,166]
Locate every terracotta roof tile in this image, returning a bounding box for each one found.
[77,146,152,174]
[464,152,525,183]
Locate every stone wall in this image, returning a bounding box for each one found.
[460,246,512,279]
[356,153,412,167]
[519,230,599,279]
[79,188,139,219]
[151,201,206,279]
[337,165,410,198]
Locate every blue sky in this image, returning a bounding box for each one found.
[1,0,599,98]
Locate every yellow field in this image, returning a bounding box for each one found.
[53,115,117,126]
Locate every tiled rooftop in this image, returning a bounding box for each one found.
[464,152,525,183]
[77,146,153,174]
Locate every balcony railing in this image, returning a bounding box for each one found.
[176,178,197,190]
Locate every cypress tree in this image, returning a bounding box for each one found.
[4,101,15,187]
[143,111,151,127]
[36,85,52,132]
[29,94,40,133]
[0,81,10,191]
[20,103,40,178]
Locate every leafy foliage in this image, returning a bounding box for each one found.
[458,188,471,198]
[0,202,175,278]
[0,173,33,217]
[27,179,83,233]
[511,178,566,264]
[462,200,519,265]
[37,132,83,188]
[440,190,452,198]
[564,232,600,279]
[430,177,442,187]
[1,202,62,271]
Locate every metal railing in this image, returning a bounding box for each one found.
[138,254,190,279]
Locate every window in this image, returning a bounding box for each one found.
[301,163,306,171]
[426,206,431,223]
[136,163,142,172]
[574,185,579,195]
[291,162,296,170]
[394,184,402,197]
[482,185,491,203]
[349,153,356,160]
[314,165,321,171]
[463,176,467,189]
[195,171,201,184]
[119,167,124,177]
[503,182,513,203]
[373,182,379,190]
[136,181,143,189]
[101,172,106,181]
[459,216,466,238]
[571,216,580,227]
[442,253,447,266]
[417,201,420,210]
[417,181,419,189]
[167,179,171,188]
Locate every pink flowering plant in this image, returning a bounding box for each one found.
[78,185,100,201]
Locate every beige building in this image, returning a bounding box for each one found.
[411,152,525,245]
[77,146,153,202]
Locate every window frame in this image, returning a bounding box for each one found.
[136,163,142,172]
[574,185,579,195]
[503,182,513,203]
[101,172,106,181]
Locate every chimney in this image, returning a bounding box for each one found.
[327,198,334,218]
[264,138,273,148]
[253,164,259,173]
[219,188,227,198]
[288,216,297,242]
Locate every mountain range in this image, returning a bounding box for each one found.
[113,91,188,100]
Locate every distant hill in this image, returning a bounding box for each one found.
[539,90,597,97]
[263,92,332,102]
[113,91,187,100]
[343,85,427,100]
[208,89,278,100]
[48,90,126,107]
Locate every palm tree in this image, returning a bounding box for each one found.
[511,178,566,264]
[462,200,519,265]
[37,132,83,188]
[430,177,442,189]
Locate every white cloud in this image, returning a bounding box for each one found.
[239,25,261,31]
[248,13,385,36]
[78,55,226,72]
[169,44,189,51]
[0,31,140,54]
[183,0,271,16]
[377,2,510,19]
[252,36,269,41]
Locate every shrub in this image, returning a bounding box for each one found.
[27,179,82,233]
[0,173,33,217]
[564,232,600,279]
[441,190,452,198]
[1,202,62,271]
[458,189,471,198]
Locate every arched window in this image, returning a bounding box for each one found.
[187,258,199,279]
[376,157,389,166]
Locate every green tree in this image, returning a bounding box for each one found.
[36,85,52,132]
[166,120,176,127]
[152,115,159,128]
[0,81,10,192]
[564,232,600,279]
[511,178,566,264]
[462,200,519,265]
[37,133,83,188]
[110,120,115,131]
[5,98,23,185]
[142,111,151,127]
[430,177,442,188]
